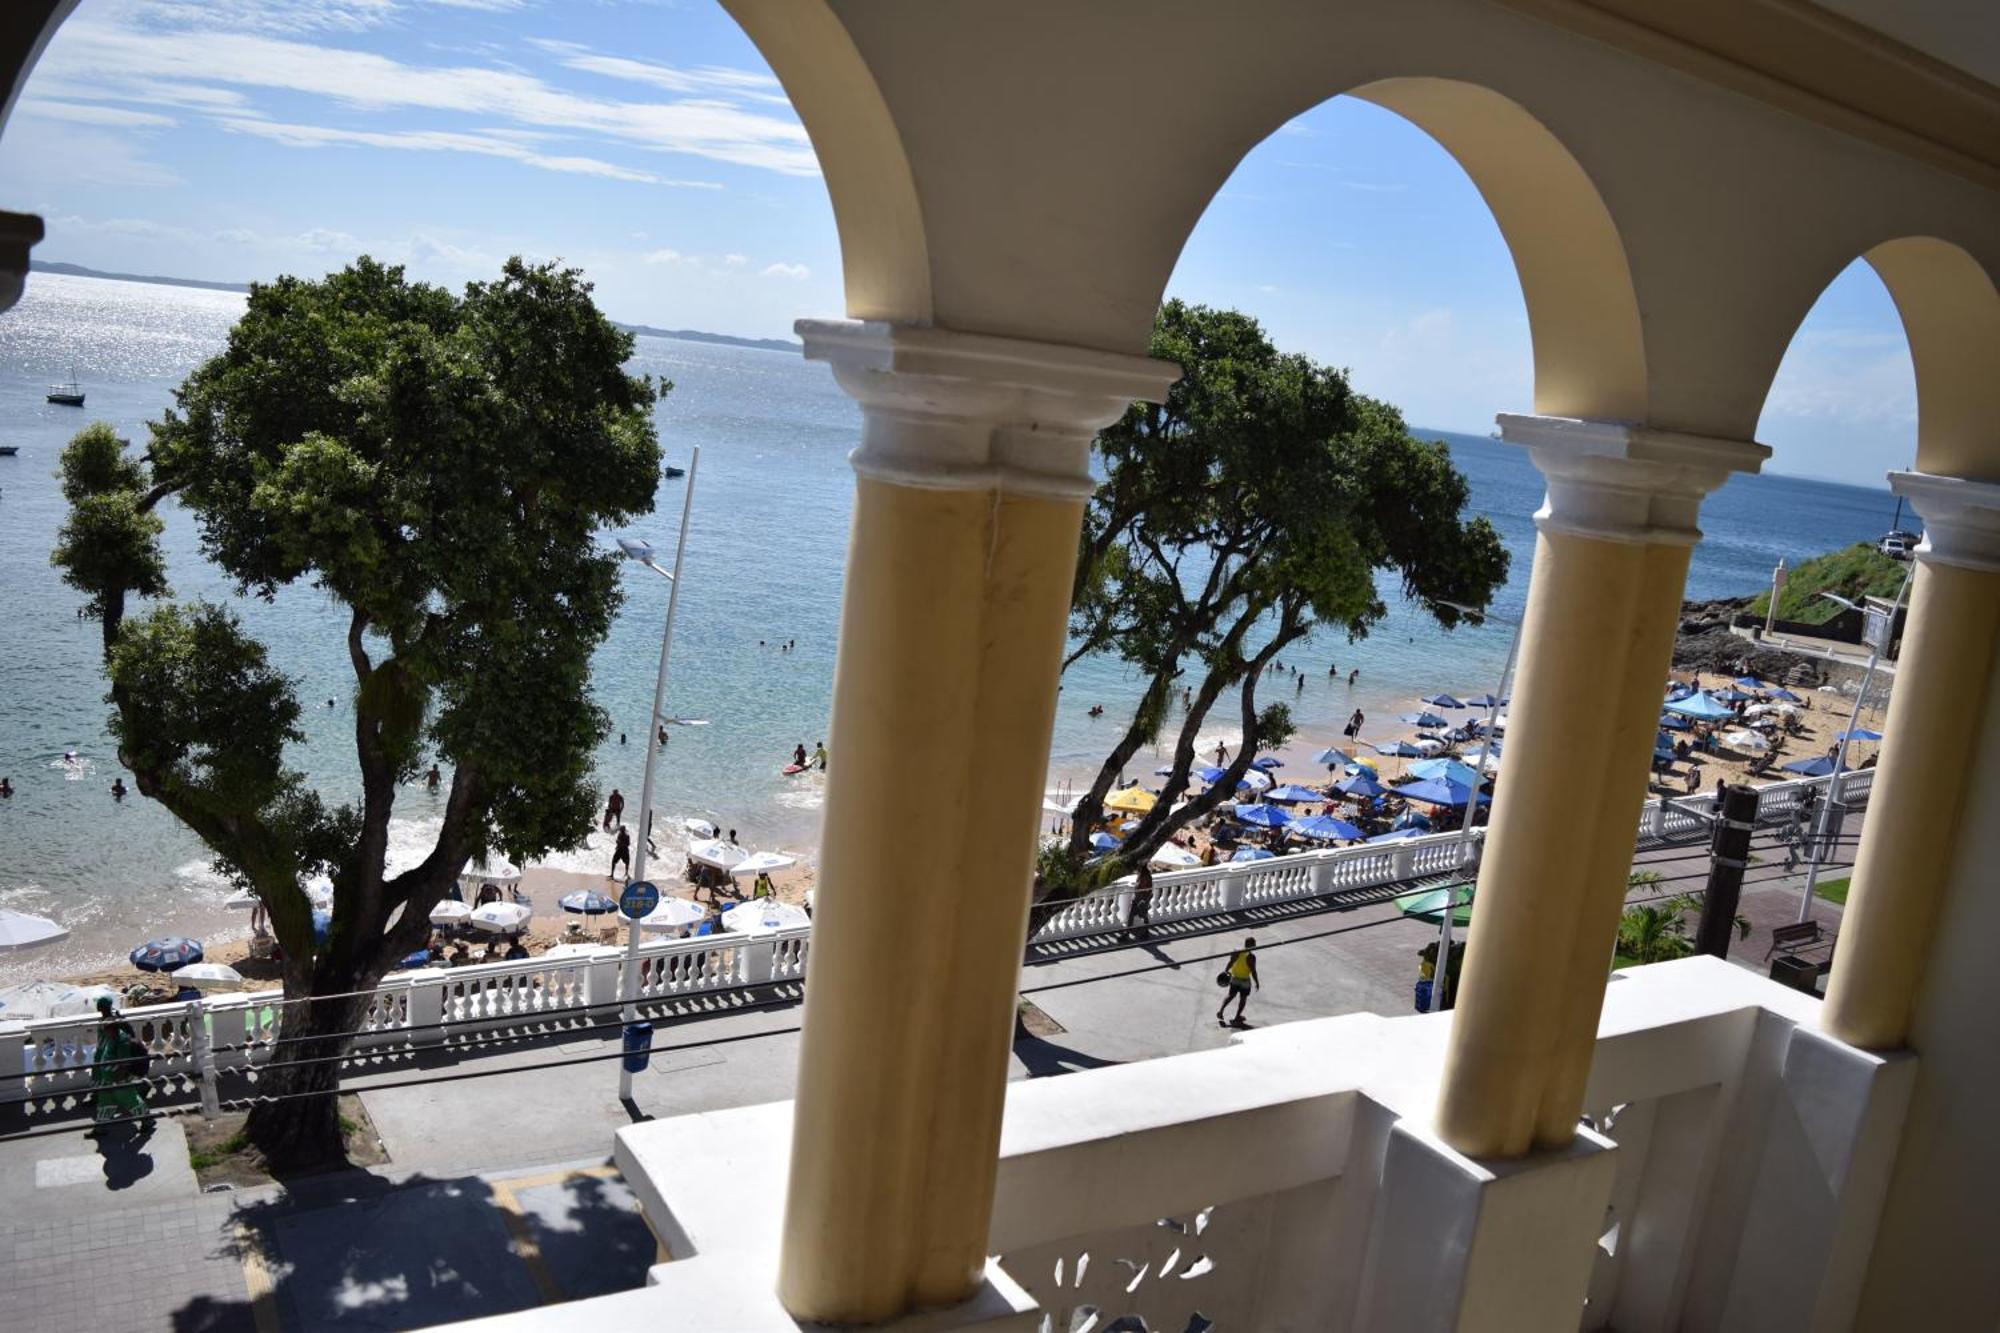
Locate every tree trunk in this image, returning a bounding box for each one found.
[243,986,371,1169]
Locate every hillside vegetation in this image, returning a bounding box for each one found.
[1746,542,1908,625]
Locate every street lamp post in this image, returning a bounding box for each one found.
[1431,602,1523,1014]
[1796,565,1913,922]
[615,446,700,1100]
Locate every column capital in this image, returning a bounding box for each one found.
[799,319,1180,498]
[1889,471,2000,573]
[1496,414,1769,546]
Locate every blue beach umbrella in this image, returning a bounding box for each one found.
[1292,813,1365,841]
[1659,713,1691,731]
[311,909,332,945]
[1782,755,1844,777]
[1251,756,1283,771]
[1654,731,1678,761]
[1367,827,1429,844]
[1375,740,1427,758]
[560,889,620,915]
[1715,687,1756,703]
[1335,771,1388,799]
[1230,847,1275,863]
[1394,777,1489,808]
[1665,691,1735,722]
[400,949,433,970]
[1770,688,1802,702]
[1195,765,1230,784]
[1088,831,1121,851]
[1399,712,1450,729]
[1391,810,1435,832]
[1232,803,1292,829]
[130,937,203,972]
[1409,758,1483,788]
[1264,783,1323,804]
[1313,746,1354,767]
[1420,694,1465,709]
[1461,693,1502,709]
[1836,727,1883,742]
[1734,675,1766,689]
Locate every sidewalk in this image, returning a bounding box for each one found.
[0,815,1858,1329]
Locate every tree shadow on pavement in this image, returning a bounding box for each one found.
[1013,1032,1124,1079]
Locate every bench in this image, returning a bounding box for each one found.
[1766,918,1823,961]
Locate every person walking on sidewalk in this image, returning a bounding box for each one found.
[1216,937,1260,1026]
[1125,864,1154,938]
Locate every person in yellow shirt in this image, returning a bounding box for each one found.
[1215,936,1260,1026]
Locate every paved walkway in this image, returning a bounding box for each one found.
[0,813,1859,1330]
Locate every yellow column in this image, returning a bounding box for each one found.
[1823,473,2000,1050]
[1435,416,1767,1159]
[775,321,1177,1324]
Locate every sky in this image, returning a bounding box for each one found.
[1,0,1918,487]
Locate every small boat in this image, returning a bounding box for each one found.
[664,464,686,478]
[46,373,84,407]
[0,446,18,457]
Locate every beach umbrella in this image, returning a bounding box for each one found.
[1461,693,1503,709]
[470,902,532,934]
[628,897,710,930]
[1313,746,1354,767]
[1420,694,1465,709]
[1395,883,1474,927]
[730,851,800,878]
[0,908,67,953]
[1232,803,1292,829]
[1782,755,1844,777]
[1343,757,1380,776]
[1409,758,1483,788]
[170,962,244,991]
[1394,778,1488,807]
[1658,713,1690,731]
[396,949,435,970]
[1251,756,1283,771]
[460,856,522,886]
[130,937,203,972]
[560,890,620,915]
[1041,797,1074,816]
[1734,675,1766,689]
[0,981,114,1020]
[1714,687,1756,703]
[429,900,473,927]
[1770,688,1803,702]
[1399,712,1449,729]
[1391,810,1435,832]
[1664,683,1694,702]
[311,908,333,945]
[1654,731,1678,761]
[1837,727,1883,742]
[1088,830,1121,851]
[1374,740,1426,758]
[684,818,719,839]
[688,838,748,872]
[720,899,811,936]
[1194,764,1229,784]
[1719,728,1769,754]
[1264,783,1323,804]
[1230,847,1275,862]
[1463,748,1504,775]
[1149,843,1202,869]
[1292,813,1364,841]
[1366,827,1428,844]
[1334,772,1388,799]
[1665,691,1735,722]
[1104,786,1158,814]
[1240,768,1273,791]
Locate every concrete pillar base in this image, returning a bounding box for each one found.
[1354,1119,1618,1332]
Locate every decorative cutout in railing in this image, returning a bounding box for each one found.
[1007,1206,1224,1333]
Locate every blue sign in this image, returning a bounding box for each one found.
[619,879,660,919]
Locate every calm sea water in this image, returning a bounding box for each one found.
[0,274,1901,977]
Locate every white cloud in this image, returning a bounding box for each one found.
[722,253,747,266]
[16,99,175,128]
[531,41,791,107]
[643,248,688,264]
[39,11,818,178]
[53,213,195,240]
[215,116,700,185]
[759,261,809,280]
[296,227,361,252]
[213,227,261,244]
[1257,283,1280,294]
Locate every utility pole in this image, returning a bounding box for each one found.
[1696,784,1760,957]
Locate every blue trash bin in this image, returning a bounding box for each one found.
[621,1021,653,1074]
[1413,979,1433,1014]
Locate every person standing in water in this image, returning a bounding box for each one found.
[1216,937,1260,1026]
[792,742,807,769]
[610,826,632,880]
[812,741,828,771]
[110,778,127,801]
[604,787,625,830]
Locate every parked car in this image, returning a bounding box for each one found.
[1877,530,1919,559]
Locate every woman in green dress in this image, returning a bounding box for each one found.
[90,996,148,1123]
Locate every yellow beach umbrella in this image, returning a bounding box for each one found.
[1104,786,1157,814]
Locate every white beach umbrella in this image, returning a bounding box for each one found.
[1149,843,1202,869]
[627,897,710,931]
[0,908,68,952]
[729,851,799,878]
[684,818,718,839]
[1240,769,1273,792]
[1720,728,1770,753]
[170,962,244,991]
[460,857,522,889]
[429,900,473,926]
[470,901,532,934]
[720,899,811,936]
[538,942,613,961]
[0,980,111,1020]
[688,838,748,872]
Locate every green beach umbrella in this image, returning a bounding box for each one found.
[1395,882,1475,926]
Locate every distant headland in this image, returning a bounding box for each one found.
[28,260,803,354]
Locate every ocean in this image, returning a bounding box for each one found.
[0,273,1903,979]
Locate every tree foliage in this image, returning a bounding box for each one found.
[1062,301,1508,869]
[52,257,664,1163]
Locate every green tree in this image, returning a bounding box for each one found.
[53,257,665,1165]
[1061,301,1508,868]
